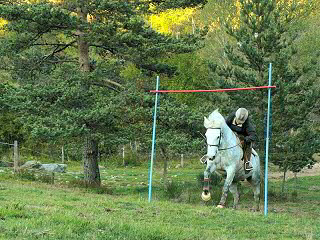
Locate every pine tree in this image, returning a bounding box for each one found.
[208,0,319,177]
[0,0,207,186]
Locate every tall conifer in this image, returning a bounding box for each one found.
[209,0,319,178]
[0,0,207,185]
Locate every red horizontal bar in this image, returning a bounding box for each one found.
[150,86,276,93]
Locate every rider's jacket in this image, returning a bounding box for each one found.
[225,111,258,143]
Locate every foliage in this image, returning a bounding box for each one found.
[205,0,319,176]
[0,0,208,137]
[111,82,210,157]
[0,0,207,77]
[163,179,184,199]
[15,169,55,184]
[15,169,37,181]
[147,7,196,35]
[158,52,221,105]
[0,0,208,185]
[0,0,319,187]
[0,18,7,35]
[10,64,123,141]
[122,151,142,167]
[0,83,25,151]
[271,75,320,174]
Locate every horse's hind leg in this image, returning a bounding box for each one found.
[229,182,240,209]
[247,177,260,211]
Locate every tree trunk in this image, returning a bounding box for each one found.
[77,7,101,186]
[77,7,90,72]
[83,137,101,186]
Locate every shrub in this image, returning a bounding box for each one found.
[164,180,183,199]
[104,152,146,167]
[38,172,55,184]
[15,169,55,184]
[65,178,113,194]
[15,169,37,181]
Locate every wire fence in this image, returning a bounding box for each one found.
[0,139,202,168]
[1,140,318,205]
[0,141,14,146]
[0,140,72,168]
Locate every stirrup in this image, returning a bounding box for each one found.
[200,155,208,164]
[244,161,253,171]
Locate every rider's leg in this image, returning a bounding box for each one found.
[244,142,252,170]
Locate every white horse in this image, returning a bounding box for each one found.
[201,109,260,210]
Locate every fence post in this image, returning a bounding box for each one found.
[181,154,184,168]
[122,146,125,166]
[61,146,65,163]
[13,140,19,172]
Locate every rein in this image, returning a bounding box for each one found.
[207,127,241,151]
[218,142,241,151]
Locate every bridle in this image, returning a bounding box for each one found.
[199,127,241,164]
[206,127,240,151]
[200,127,241,164]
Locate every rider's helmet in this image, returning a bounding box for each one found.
[235,108,248,124]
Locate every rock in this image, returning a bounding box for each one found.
[20,161,42,169]
[19,161,67,173]
[39,164,67,173]
[312,153,320,162]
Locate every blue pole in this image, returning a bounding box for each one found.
[264,63,272,216]
[148,76,159,203]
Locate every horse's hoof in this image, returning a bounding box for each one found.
[201,191,211,201]
[216,205,224,209]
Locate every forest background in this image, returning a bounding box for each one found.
[0,0,319,186]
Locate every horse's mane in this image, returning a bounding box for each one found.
[207,109,226,127]
[205,109,237,146]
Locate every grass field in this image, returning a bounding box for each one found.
[0,160,319,240]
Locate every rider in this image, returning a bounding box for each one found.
[225,108,257,171]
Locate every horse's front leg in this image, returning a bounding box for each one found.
[217,168,236,208]
[201,160,216,201]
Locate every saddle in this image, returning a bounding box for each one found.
[234,132,256,172]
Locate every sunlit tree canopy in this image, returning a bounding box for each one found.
[147,8,196,34]
[206,0,314,32]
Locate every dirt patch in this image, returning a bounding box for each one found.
[269,163,320,180]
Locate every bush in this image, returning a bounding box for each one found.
[65,178,113,194]
[38,172,55,184]
[15,170,37,181]
[164,180,184,199]
[104,152,146,167]
[15,169,55,184]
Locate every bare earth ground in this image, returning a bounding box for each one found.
[269,162,320,179]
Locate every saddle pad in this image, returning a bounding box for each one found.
[233,131,257,156]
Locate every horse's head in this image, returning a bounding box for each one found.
[203,109,225,160]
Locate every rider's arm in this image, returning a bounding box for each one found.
[226,112,243,132]
[225,112,236,127]
[244,120,257,143]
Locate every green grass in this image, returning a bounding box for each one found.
[0,161,319,239]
